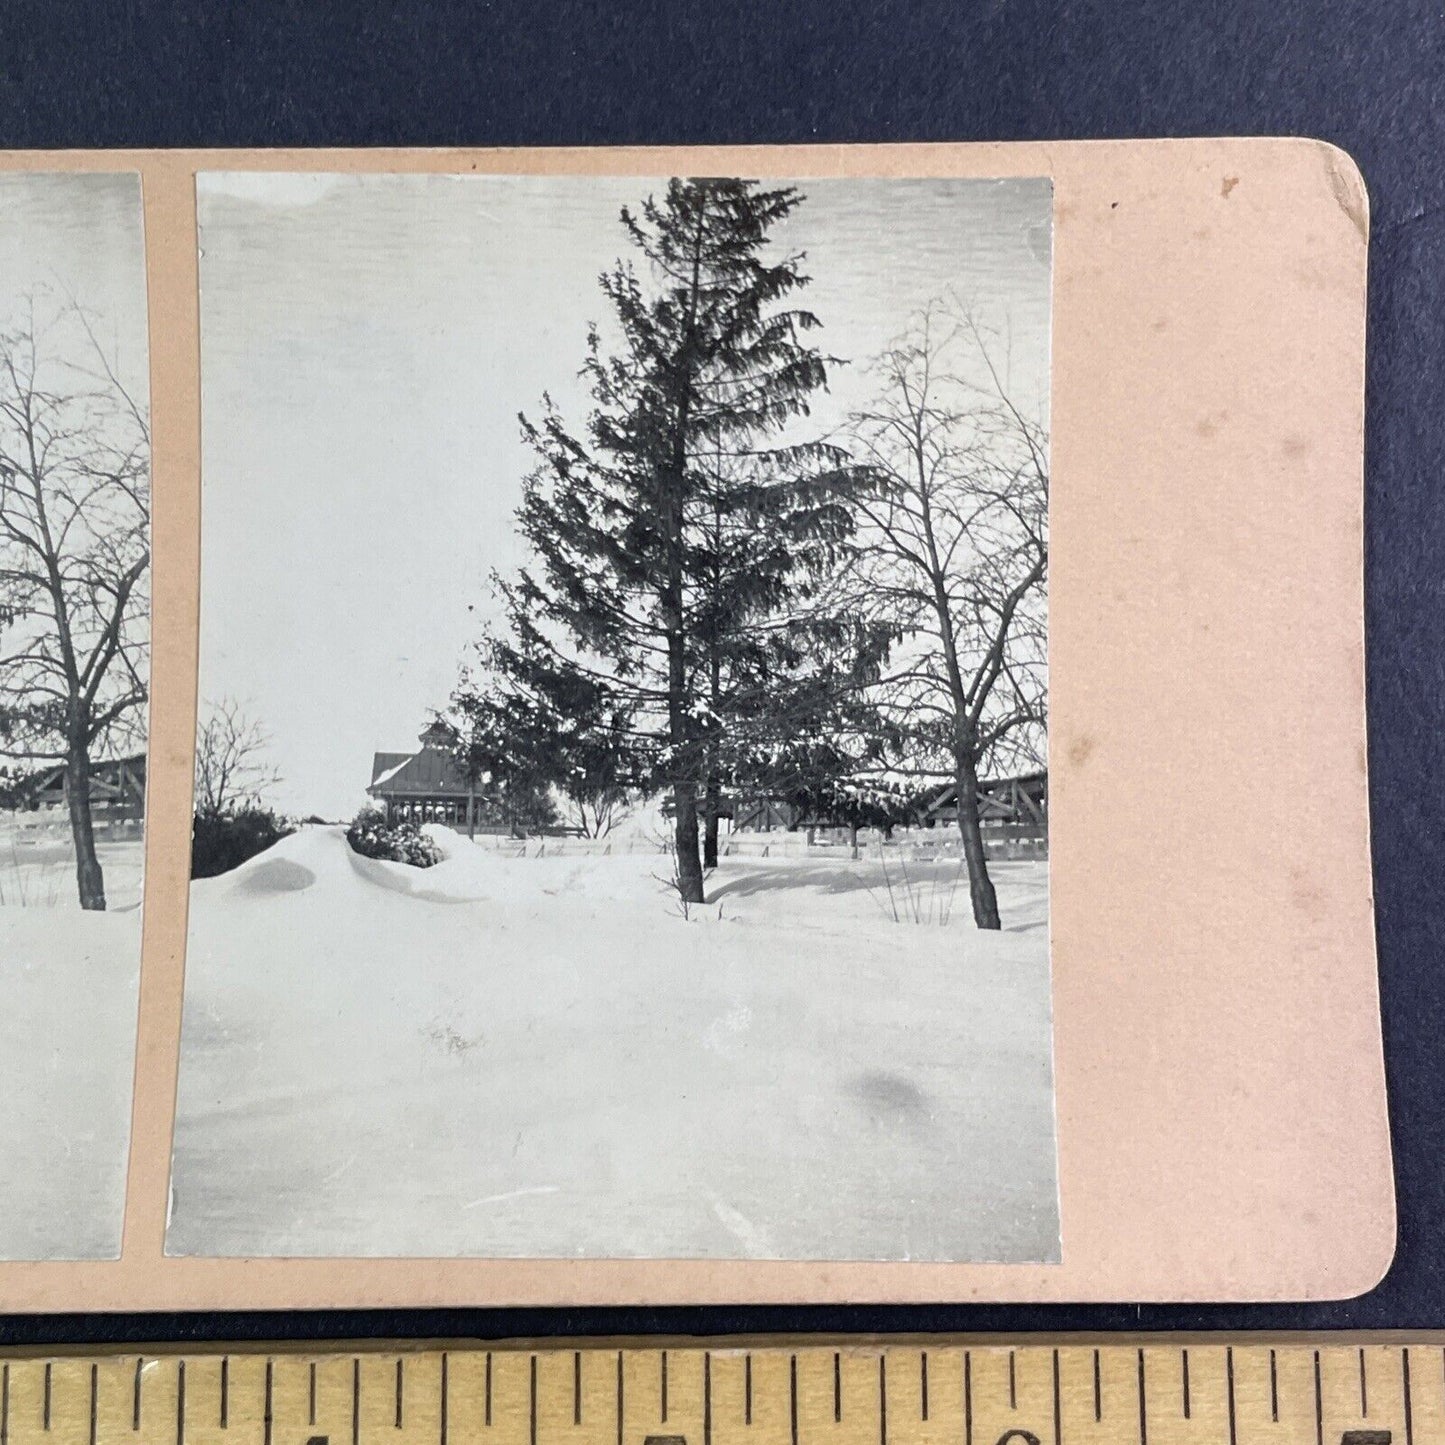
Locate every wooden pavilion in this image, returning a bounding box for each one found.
[921,769,1048,843]
[30,753,147,839]
[730,768,1048,850]
[367,722,490,830]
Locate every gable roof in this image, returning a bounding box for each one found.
[367,744,473,798]
[369,752,412,787]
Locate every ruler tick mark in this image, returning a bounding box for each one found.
[1226,1348,1236,1445]
[1053,1350,1062,1445]
[485,1353,493,1428]
[1093,1351,1102,1423]
[43,1362,51,1431]
[574,1352,582,1426]
[965,1352,973,1445]
[1314,1351,1323,1445]
[530,1355,537,1445]
[704,1353,712,1445]
[1269,1351,1278,1422]
[353,1358,361,1445]
[222,1357,231,1428]
[88,1364,97,1445]
[1360,1348,1369,1417]
[834,1353,841,1423]
[396,1358,405,1430]
[1182,1350,1191,1420]
[1,1363,8,1445]
[879,1356,888,1445]
[662,1351,669,1423]
[441,1353,449,1445]
[1404,1348,1414,1445]
[133,1359,143,1432]
[1137,1349,1147,1445]
[310,1362,317,1427]
[921,1352,929,1422]
[1009,1353,1017,1410]
[616,1351,623,1445]
[177,1360,186,1445]
[264,1360,274,1445]
[745,1355,752,1426]
[790,1356,798,1445]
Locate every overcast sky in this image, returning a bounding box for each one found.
[196,172,1052,819]
[0,172,148,403]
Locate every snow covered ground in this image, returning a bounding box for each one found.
[0,829,143,1259]
[169,826,1058,1262]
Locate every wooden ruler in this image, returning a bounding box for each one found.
[0,1343,1439,1445]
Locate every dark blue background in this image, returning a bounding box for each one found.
[0,0,1440,1343]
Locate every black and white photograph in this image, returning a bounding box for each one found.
[170,171,1055,1262]
[0,172,151,1260]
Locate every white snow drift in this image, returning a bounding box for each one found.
[169,825,1058,1262]
[0,834,143,1260]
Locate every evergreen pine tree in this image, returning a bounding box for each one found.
[451,645,635,839]
[497,178,866,903]
[687,445,894,866]
[438,698,561,840]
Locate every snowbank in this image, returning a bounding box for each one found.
[172,827,1057,1263]
[0,831,144,1258]
[0,829,144,911]
[0,907,141,1258]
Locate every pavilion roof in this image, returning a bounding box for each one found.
[366,745,472,798]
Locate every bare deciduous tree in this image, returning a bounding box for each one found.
[0,302,150,910]
[567,787,629,840]
[845,302,1048,930]
[194,697,282,815]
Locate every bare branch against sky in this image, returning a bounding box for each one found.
[0,174,149,401]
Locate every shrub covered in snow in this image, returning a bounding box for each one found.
[346,806,443,869]
[191,806,296,879]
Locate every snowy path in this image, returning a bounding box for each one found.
[169,828,1058,1262]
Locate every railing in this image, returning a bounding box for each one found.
[445,826,1047,862]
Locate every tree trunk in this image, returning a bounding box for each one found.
[849,820,860,861]
[65,741,107,911]
[673,783,705,903]
[703,586,722,872]
[954,753,1000,929]
[663,510,703,901]
[467,783,476,840]
[702,772,720,869]
[660,220,711,909]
